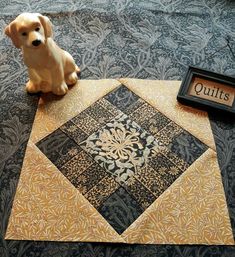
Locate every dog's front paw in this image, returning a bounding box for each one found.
[65,71,78,86]
[26,81,40,94]
[52,83,68,95]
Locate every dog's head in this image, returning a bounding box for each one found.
[5,13,52,49]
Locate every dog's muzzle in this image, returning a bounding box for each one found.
[32,39,41,46]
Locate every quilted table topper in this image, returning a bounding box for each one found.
[5,79,234,245]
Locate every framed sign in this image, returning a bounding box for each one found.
[177,66,235,114]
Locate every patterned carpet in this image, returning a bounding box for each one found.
[0,1,235,256]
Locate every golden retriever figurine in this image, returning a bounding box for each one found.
[5,13,80,95]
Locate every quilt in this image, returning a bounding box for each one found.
[5,79,234,245]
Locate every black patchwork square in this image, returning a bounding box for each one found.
[105,85,139,112]
[61,120,88,144]
[169,131,208,165]
[60,150,94,178]
[160,147,190,171]
[149,153,183,186]
[85,176,119,209]
[128,103,157,125]
[141,112,171,136]
[161,147,189,171]
[124,98,146,115]
[98,187,143,234]
[36,129,81,169]
[135,165,169,198]
[85,102,116,125]
[156,121,183,146]
[96,98,122,117]
[71,112,100,135]
[125,177,156,209]
[73,163,107,194]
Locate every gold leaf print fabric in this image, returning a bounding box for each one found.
[122,149,234,245]
[5,140,124,243]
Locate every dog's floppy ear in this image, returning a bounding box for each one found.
[38,14,53,38]
[5,21,21,48]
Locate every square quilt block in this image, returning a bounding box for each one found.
[36,84,210,235]
[5,79,234,245]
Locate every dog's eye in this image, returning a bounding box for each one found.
[22,32,27,36]
[35,27,40,32]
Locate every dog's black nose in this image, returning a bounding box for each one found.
[32,40,41,46]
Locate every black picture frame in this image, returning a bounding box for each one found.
[177,66,235,114]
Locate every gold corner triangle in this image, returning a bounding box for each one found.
[122,149,234,245]
[5,140,124,243]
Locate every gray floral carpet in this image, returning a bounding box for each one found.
[0,0,235,256]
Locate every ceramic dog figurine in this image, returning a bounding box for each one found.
[5,13,80,95]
